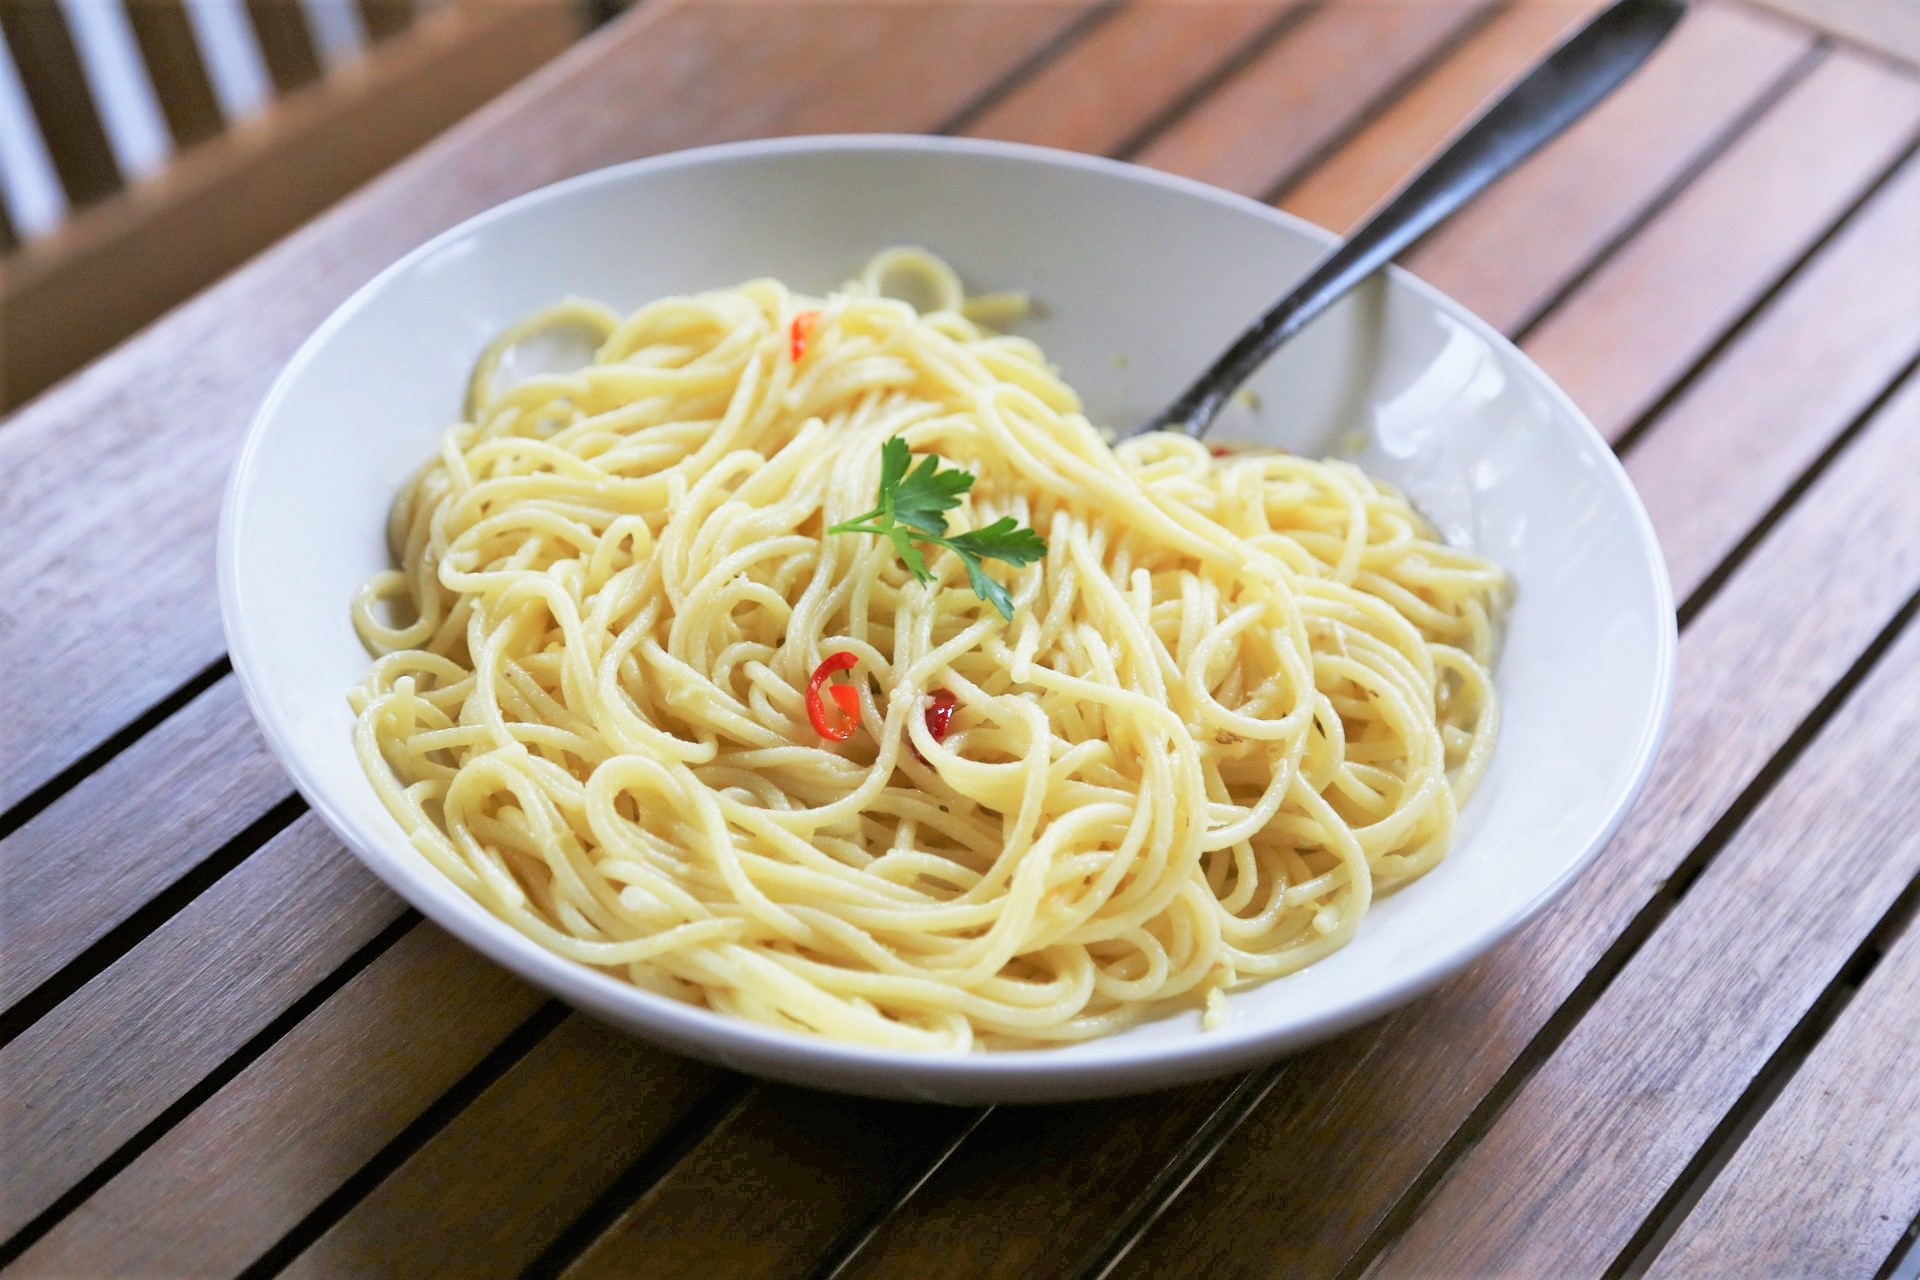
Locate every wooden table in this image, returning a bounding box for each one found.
[5,1,1919,1275]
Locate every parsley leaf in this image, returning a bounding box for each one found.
[892,449,973,537]
[826,439,1047,620]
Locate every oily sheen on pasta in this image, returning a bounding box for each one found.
[350,249,1504,1050]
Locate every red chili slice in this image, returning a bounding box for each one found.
[910,689,958,764]
[925,689,957,742]
[790,310,820,363]
[1210,444,1233,457]
[806,651,860,741]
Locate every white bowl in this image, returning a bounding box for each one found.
[220,136,1675,1103]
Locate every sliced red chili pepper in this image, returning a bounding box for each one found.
[925,689,957,742]
[806,650,860,741]
[910,688,958,764]
[790,310,820,363]
[1210,444,1233,458]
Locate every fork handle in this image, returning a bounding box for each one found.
[1141,0,1688,440]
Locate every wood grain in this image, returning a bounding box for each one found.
[1526,49,1920,441]
[1108,346,1920,1280]
[280,1015,730,1280]
[0,816,403,1241]
[1404,3,1811,332]
[1370,386,1920,1278]
[1132,0,1488,198]
[0,678,287,1016]
[1278,0,1598,231]
[0,0,120,207]
[960,0,1293,155]
[561,1086,977,1280]
[0,0,1094,817]
[834,1078,1247,1280]
[1624,153,1920,601]
[1649,864,1920,1276]
[8,924,543,1279]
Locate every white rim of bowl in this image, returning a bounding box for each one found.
[219,133,1678,1093]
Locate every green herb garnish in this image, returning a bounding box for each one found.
[827,437,1047,621]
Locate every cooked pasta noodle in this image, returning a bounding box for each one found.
[350,248,1504,1050]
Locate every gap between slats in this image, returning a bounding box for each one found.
[1098,2,1322,162]
[0,908,420,1272]
[1248,0,1509,205]
[1604,124,1920,459]
[233,999,577,1280]
[0,790,304,1050]
[1501,38,1830,346]
[1325,567,1920,1280]
[1615,816,1920,1275]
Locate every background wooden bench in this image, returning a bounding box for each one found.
[0,0,584,411]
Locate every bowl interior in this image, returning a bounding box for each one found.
[222,137,1673,1103]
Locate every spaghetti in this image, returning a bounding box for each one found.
[350,248,1504,1050]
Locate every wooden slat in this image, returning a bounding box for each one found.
[1370,381,1920,1277]
[0,0,1089,820]
[1132,0,1489,198]
[1404,2,1811,332]
[959,0,1294,155]
[0,816,404,1242]
[1753,0,1920,65]
[0,0,121,206]
[1649,864,1920,1275]
[125,0,226,149]
[7,925,544,1279]
[1278,0,1599,231]
[0,0,581,412]
[1104,254,1920,1280]
[280,1017,729,1280]
[561,1087,976,1280]
[0,677,287,1017]
[834,1079,1258,1280]
[1525,48,1920,442]
[246,0,324,90]
[1624,155,1920,600]
[356,0,411,43]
